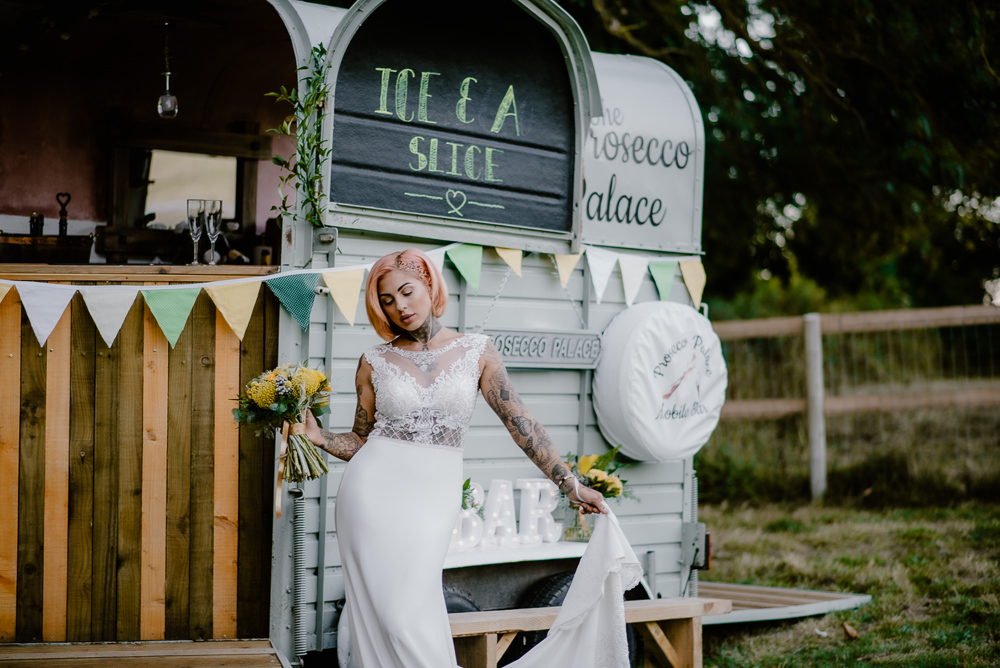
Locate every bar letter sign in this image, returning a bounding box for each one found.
[329,0,576,233]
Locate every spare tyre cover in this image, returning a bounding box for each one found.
[593,302,727,461]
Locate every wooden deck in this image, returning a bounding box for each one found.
[0,639,286,666]
[698,582,871,625]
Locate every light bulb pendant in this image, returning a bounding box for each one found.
[158,71,178,118]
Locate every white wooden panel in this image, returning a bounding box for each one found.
[619,516,681,545]
[630,545,685,575]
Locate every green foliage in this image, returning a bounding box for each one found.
[266,43,332,229]
[559,0,1000,307]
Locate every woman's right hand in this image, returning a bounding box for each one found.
[304,409,323,445]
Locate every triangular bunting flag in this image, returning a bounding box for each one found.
[204,281,262,341]
[584,246,618,304]
[648,261,678,301]
[618,254,650,307]
[494,248,522,277]
[447,244,483,294]
[679,259,707,307]
[323,268,366,326]
[141,288,202,348]
[425,246,448,276]
[16,282,77,346]
[553,252,584,288]
[0,282,12,306]
[80,286,140,347]
[266,273,321,331]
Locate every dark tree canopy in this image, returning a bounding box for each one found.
[560,0,1000,309]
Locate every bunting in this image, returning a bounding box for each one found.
[0,282,12,306]
[80,286,140,347]
[204,281,262,340]
[141,288,201,348]
[494,248,522,277]
[16,282,77,346]
[679,259,707,308]
[553,252,583,288]
[648,261,678,301]
[618,253,650,307]
[447,244,483,294]
[583,245,618,304]
[266,273,320,331]
[323,268,366,326]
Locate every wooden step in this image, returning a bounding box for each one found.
[0,639,282,666]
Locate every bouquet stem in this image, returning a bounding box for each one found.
[282,426,330,484]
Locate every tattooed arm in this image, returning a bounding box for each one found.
[305,355,376,462]
[479,340,606,514]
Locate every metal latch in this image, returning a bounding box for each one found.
[680,522,709,570]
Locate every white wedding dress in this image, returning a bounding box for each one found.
[335,333,642,668]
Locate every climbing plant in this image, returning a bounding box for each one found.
[267,43,332,229]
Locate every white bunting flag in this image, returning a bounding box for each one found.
[426,243,460,276]
[80,286,140,347]
[552,252,584,288]
[494,248,522,277]
[584,245,618,304]
[618,253,650,307]
[16,282,77,346]
[323,268,366,326]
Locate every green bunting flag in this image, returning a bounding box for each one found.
[648,261,678,301]
[446,244,483,295]
[141,288,202,348]
[266,273,321,331]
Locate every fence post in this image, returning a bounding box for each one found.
[804,313,826,500]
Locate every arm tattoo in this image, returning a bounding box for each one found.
[313,359,373,462]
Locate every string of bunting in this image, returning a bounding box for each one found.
[0,244,707,347]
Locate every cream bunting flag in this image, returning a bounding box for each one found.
[618,253,650,307]
[584,245,618,304]
[204,281,262,340]
[553,252,584,288]
[0,282,12,306]
[80,286,140,347]
[494,248,522,277]
[426,244,454,276]
[16,282,77,346]
[679,259,707,307]
[323,268,366,326]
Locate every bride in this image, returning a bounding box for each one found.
[305,248,638,667]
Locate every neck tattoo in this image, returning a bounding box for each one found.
[404,315,442,350]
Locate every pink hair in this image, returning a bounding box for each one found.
[365,249,448,341]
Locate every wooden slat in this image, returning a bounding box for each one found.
[237,292,267,638]
[712,316,802,341]
[165,314,194,640]
[213,313,241,639]
[67,295,96,641]
[188,294,216,640]
[0,289,21,642]
[0,656,280,667]
[116,298,145,641]
[140,303,169,640]
[0,265,277,283]
[454,634,497,668]
[0,639,276,657]
[821,304,1000,333]
[16,308,46,642]
[496,631,517,659]
[640,620,682,668]
[42,306,72,641]
[826,389,1000,414]
[91,313,120,641]
[720,398,806,420]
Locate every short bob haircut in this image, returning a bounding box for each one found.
[365,248,449,341]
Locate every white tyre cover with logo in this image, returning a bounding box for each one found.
[593,302,728,461]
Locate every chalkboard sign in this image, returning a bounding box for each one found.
[329,0,576,234]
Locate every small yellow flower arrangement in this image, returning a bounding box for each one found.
[561,447,633,542]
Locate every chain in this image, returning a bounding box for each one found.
[548,254,587,329]
[473,266,512,333]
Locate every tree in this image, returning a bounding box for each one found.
[560,0,1000,308]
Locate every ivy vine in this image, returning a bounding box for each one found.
[266,43,331,229]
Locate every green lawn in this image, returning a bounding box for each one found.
[698,502,1000,667]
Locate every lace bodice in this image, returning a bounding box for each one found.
[363,334,489,448]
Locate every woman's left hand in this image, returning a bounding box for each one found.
[572,484,609,515]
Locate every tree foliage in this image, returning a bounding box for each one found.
[560,0,1000,308]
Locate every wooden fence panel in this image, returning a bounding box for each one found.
[0,290,21,642]
[213,314,241,639]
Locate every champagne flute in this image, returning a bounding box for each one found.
[186,199,205,265]
[205,199,222,266]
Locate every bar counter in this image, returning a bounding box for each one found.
[0,263,279,283]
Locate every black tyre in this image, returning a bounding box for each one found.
[443,584,481,614]
[498,572,641,667]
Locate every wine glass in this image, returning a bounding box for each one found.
[205,200,222,266]
[186,199,205,265]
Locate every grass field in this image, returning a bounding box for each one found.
[698,502,1000,667]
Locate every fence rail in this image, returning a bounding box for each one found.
[709,304,1000,500]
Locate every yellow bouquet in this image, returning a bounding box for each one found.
[233,362,331,485]
[564,447,631,501]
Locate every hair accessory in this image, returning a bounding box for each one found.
[396,257,431,285]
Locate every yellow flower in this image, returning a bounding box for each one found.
[606,475,623,496]
[248,379,277,408]
[587,469,608,483]
[577,454,599,475]
[294,368,326,395]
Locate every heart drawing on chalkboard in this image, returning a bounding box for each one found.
[445,189,467,217]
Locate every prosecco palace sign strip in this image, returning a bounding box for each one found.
[329,1,576,233]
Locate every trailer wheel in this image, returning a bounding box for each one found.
[498,572,641,667]
[443,584,480,614]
